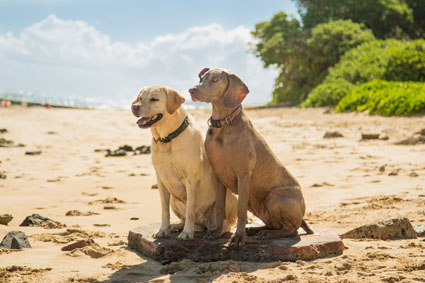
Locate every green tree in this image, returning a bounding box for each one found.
[252,17,374,104]
[294,0,415,38]
[302,39,425,107]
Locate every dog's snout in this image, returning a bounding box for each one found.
[189,88,198,95]
[132,104,140,111]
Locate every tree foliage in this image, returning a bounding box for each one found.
[336,80,425,115]
[302,39,425,107]
[295,0,415,39]
[252,18,374,104]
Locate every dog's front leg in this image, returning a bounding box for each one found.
[153,179,171,239]
[230,172,251,246]
[177,180,196,240]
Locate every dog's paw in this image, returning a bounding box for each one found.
[177,230,194,240]
[230,231,246,247]
[153,228,170,239]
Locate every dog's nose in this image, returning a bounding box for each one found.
[189,88,197,95]
[132,104,139,111]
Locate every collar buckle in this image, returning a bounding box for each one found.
[224,116,232,125]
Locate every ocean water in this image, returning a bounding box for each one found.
[0,91,203,109]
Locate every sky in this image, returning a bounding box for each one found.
[0,0,299,108]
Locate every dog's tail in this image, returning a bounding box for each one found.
[301,220,314,234]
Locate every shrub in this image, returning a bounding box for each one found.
[336,80,425,116]
[303,39,425,107]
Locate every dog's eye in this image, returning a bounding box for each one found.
[212,78,218,83]
[150,98,159,102]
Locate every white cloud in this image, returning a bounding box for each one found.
[0,15,277,108]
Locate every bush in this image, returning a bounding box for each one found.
[303,39,425,107]
[336,80,425,116]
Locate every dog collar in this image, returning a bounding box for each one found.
[154,116,189,143]
[207,104,242,128]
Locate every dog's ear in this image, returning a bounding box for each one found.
[165,87,186,114]
[223,72,249,108]
[198,67,210,82]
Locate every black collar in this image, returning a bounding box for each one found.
[208,104,242,128]
[154,116,189,143]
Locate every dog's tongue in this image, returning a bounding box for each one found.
[136,117,150,126]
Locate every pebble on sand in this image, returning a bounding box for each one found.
[0,214,13,225]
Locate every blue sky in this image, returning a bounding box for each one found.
[0,0,298,107]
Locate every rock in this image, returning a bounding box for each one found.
[0,214,13,225]
[341,218,417,240]
[0,138,25,148]
[395,134,425,145]
[25,151,42,155]
[388,170,399,176]
[151,184,158,189]
[128,226,344,263]
[413,225,425,237]
[323,131,344,139]
[20,214,64,228]
[409,172,419,177]
[105,149,126,157]
[415,128,425,136]
[0,128,7,133]
[118,145,133,151]
[379,165,386,172]
[20,214,50,226]
[130,217,139,220]
[61,239,96,251]
[0,231,32,249]
[0,174,6,179]
[361,133,380,140]
[134,145,151,155]
[65,210,99,216]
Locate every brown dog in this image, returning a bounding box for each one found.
[189,68,313,246]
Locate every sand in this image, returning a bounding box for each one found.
[0,106,424,282]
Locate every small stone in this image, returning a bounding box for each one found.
[283,274,297,281]
[25,151,42,155]
[130,217,139,220]
[323,131,344,139]
[105,149,126,157]
[62,239,96,251]
[341,217,417,240]
[361,133,380,140]
[388,170,399,176]
[151,184,158,189]
[104,206,117,210]
[20,214,50,226]
[0,128,7,133]
[0,214,13,225]
[409,172,419,177]
[0,231,32,249]
[379,165,386,172]
[0,174,6,179]
[413,225,425,237]
[296,260,306,266]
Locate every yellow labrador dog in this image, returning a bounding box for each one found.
[131,86,237,240]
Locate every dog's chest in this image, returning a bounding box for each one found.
[152,149,186,188]
[205,134,237,192]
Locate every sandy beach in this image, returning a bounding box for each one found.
[1,106,424,282]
